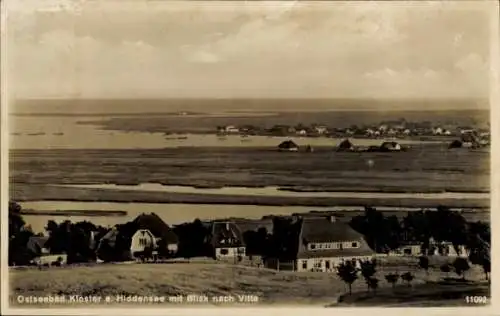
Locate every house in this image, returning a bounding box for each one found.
[365,128,376,137]
[132,213,179,257]
[449,140,463,149]
[388,243,422,256]
[130,229,158,259]
[387,128,397,136]
[97,213,179,261]
[224,125,240,133]
[380,141,402,152]
[378,124,388,132]
[278,140,299,152]
[426,242,469,257]
[296,129,308,136]
[295,217,375,272]
[27,236,67,266]
[433,127,443,135]
[402,129,411,136]
[337,139,354,152]
[314,126,328,135]
[209,221,246,261]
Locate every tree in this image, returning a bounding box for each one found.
[481,258,491,281]
[418,256,430,276]
[8,201,35,266]
[401,272,415,287]
[360,259,377,292]
[440,263,451,278]
[385,273,400,289]
[366,277,379,294]
[337,261,359,295]
[453,258,470,280]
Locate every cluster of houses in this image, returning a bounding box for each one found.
[26,212,469,272]
[278,138,406,153]
[216,123,489,140]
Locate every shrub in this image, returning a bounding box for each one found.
[401,272,415,287]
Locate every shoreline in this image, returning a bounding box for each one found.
[51,183,491,195]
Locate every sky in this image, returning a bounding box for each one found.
[4,0,496,101]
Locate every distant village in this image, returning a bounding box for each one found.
[217,119,489,138]
[214,120,490,150]
[9,201,490,284]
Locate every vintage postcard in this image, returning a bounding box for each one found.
[1,0,498,315]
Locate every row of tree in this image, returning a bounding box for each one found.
[337,255,489,297]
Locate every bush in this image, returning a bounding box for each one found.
[401,272,414,287]
[385,273,399,289]
[440,263,451,278]
[452,258,470,280]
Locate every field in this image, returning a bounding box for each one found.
[9,257,490,307]
[10,144,489,194]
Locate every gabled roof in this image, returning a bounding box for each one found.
[278,140,298,149]
[296,217,374,259]
[26,236,49,256]
[132,213,178,244]
[210,221,245,248]
[338,139,354,149]
[381,141,400,147]
[232,218,274,234]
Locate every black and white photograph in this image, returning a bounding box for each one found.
[2,0,498,313]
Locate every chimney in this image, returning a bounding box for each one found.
[226,222,230,230]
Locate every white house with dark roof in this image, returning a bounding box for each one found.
[295,217,375,272]
[209,221,246,261]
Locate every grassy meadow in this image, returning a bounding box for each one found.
[10,144,489,194]
[10,257,489,307]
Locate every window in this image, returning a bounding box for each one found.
[220,248,229,255]
[310,244,316,250]
[302,260,307,269]
[314,260,322,268]
[351,242,358,248]
[325,261,330,269]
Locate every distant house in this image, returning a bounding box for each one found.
[387,128,397,136]
[443,129,452,136]
[27,236,67,266]
[224,125,240,133]
[378,124,388,132]
[278,140,299,152]
[314,126,328,135]
[449,140,463,149]
[388,243,422,256]
[295,217,375,272]
[433,127,443,135]
[380,141,402,152]
[296,129,308,136]
[209,221,246,261]
[337,139,354,152]
[365,128,376,136]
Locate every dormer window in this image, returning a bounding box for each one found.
[352,242,359,248]
[310,244,316,250]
